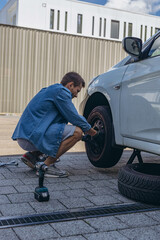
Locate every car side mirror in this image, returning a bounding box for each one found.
[122,37,142,58]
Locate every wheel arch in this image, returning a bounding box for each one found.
[83,92,124,149]
[83,92,112,121]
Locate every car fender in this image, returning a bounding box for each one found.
[86,65,129,145]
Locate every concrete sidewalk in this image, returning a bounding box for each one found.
[0,151,160,239]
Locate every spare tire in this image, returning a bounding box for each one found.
[118,163,160,205]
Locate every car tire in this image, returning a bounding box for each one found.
[118,163,160,205]
[85,105,123,168]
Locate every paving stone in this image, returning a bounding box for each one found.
[45,177,71,184]
[63,189,93,198]
[49,190,68,200]
[46,183,70,191]
[112,193,136,203]
[25,171,37,177]
[88,172,114,180]
[69,169,91,175]
[151,225,160,234]
[116,212,159,227]
[0,228,19,240]
[51,220,96,236]
[0,178,23,186]
[0,195,10,204]
[1,171,28,179]
[0,173,5,180]
[64,181,92,190]
[47,236,86,240]
[86,186,116,195]
[21,177,39,185]
[109,179,119,185]
[68,174,92,181]
[0,203,35,216]
[9,167,31,173]
[84,231,129,240]
[7,192,34,203]
[107,179,119,191]
[0,186,17,194]
[30,200,67,213]
[85,216,128,231]
[59,197,94,209]
[14,185,36,193]
[119,226,160,239]
[87,179,116,188]
[86,194,121,205]
[14,224,59,240]
[145,210,160,222]
[70,165,93,171]
[0,167,13,174]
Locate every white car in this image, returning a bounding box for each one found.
[81,31,160,168]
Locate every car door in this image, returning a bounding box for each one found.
[120,35,160,144]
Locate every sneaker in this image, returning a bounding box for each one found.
[36,165,69,178]
[21,152,61,170]
[21,151,43,169]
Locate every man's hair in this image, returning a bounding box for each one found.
[61,72,85,88]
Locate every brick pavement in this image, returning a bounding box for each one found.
[0,151,160,239]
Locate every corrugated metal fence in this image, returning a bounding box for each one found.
[0,24,127,113]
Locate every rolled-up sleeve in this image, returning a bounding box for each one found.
[53,87,91,132]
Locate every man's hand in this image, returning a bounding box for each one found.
[85,128,97,137]
[82,128,97,142]
[82,128,104,144]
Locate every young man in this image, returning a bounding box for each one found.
[12,72,97,177]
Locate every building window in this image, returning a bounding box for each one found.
[140,25,143,39]
[103,18,106,37]
[57,10,60,30]
[111,20,119,39]
[65,11,68,31]
[144,26,147,41]
[99,18,102,36]
[50,9,54,29]
[128,23,133,37]
[155,27,160,33]
[77,14,83,33]
[13,14,16,25]
[123,22,126,38]
[151,27,153,37]
[92,16,95,35]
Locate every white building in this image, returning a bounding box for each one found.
[0,0,160,42]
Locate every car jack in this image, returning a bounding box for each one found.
[127,149,143,164]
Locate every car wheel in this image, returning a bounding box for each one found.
[118,163,160,205]
[85,105,123,168]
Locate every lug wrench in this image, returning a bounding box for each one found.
[0,160,19,167]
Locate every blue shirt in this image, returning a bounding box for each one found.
[12,84,91,157]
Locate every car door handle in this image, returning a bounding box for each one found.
[113,84,121,90]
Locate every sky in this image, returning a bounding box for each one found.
[79,0,160,16]
[0,0,8,10]
[0,0,160,16]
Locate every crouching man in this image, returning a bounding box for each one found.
[12,72,97,177]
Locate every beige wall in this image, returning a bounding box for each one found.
[0,24,127,113]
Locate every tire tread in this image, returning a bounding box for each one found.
[118,163,160,205]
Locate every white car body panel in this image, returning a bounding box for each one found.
[120,55,160,154]
[82,31,160,156]
[121,56,160,142]
[88,65,128,145]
